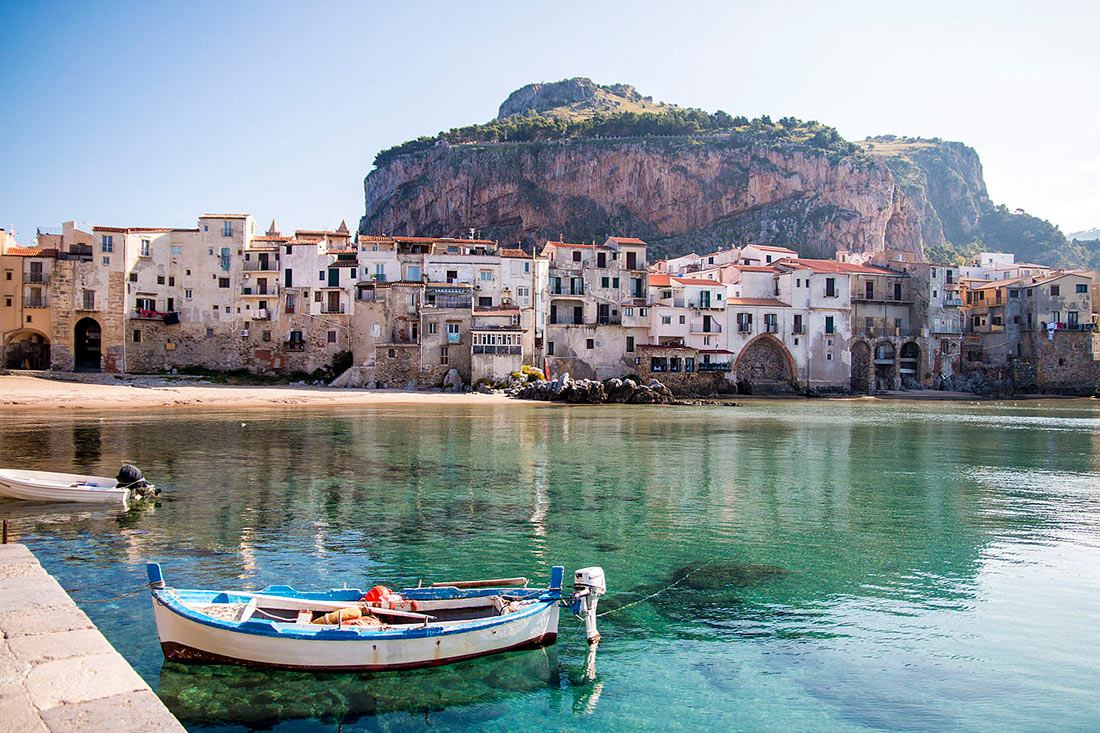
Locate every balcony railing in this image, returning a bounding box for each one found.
[24,298,48,308]
[243,261,279,272]
[942,298,963,307]
[698,362,732,372]
[24,272,48,284]
[252,309,271,321]
[131,309,166,321]
[690,323,723,333]
[321,304,346,314]
[285,341,306,352]
[242,285,277,296]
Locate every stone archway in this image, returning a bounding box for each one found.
[873,341,896,390]
[74,317,102,371]
[3,329,50,370]
[850,340,871,393]
[899,341,921,385]
[734,334,795,393]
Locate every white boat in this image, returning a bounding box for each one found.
[146,563,606,672]
[0,465,157,507]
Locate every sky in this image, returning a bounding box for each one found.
[1,0,1097,244]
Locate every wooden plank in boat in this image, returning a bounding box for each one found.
[429,577,527,589]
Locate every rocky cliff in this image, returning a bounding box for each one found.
[361,78,1080,265]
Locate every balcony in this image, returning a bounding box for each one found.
[243,261,279,272]
[285,341,306,352]
[698,362,732,372]
[932,324,962,335]
[23,298,48,309]
[241,285,278,297]
[252,308,271,321]
[321,304,346,314]
[472,345,522,355]
[690,322,723,333]
[131,309,173,321]
[24,272,48,284]
[943,298,963,307]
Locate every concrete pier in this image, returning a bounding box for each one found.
[0,543,185,732]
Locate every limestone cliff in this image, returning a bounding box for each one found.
[362,79,937,260]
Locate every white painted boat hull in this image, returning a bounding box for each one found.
[0,469,128,505]
[151,592,560,671]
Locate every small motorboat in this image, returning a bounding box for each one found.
[146,563,606,672]
[0,464,157,507]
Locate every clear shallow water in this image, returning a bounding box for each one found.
[1,399,1099,731]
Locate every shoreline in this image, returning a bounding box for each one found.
[0,373,1093,413]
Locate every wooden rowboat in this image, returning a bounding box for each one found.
[0,465,157,507]
[146,564,606,672]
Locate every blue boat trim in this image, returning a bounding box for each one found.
[152,588,557,641]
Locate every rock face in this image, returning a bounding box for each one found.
[498,78,656,119]
[361,137,924,259]
[512,374,675,404]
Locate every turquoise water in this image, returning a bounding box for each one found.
[1,399,1099,731]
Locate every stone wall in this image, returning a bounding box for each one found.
[1033,330,1100,395]
[635,345,733,395]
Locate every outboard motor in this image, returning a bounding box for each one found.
[117,464,158,498]
[573,567,606,646]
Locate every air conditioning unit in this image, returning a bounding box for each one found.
[243,273,250,279]
[239,329,249,337]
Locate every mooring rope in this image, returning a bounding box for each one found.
[66,581,153,604]
[594,559,716,618]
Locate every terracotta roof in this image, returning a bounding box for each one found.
[725,297,790,306]
[971,276,1028,290]
[544,241,610,250]
[648,274,671,287]
[251,235,288,242]
[499,248,530,258]
[3,247,58,258]
[779,258,899,275]
[607,236,646,245]
[672,276,723,286]
[735,265,779,273]
[92,226,127,232]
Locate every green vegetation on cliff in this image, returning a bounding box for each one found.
[374,110,858,167]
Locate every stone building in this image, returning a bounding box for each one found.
[1,230,56,369]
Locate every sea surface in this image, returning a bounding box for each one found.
[1,398,1099,731]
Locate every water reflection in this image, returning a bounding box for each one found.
[0,400,1097,731]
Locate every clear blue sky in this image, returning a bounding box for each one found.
[2,0,1096,244]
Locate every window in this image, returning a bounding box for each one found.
[4,296,10,306]
[262,330,271,342]
[825,277,836,297]
[679,315,685,324]
[661,315,671,325]
[586,338,594,350]
[206,327,214,338]
[223,221,232,237]
[408,266,421,281]
[136,297,155,311]
[171,245,182,255]
[626,336,634,352]
[128,273,138,283]
[319,271,325,281]
[597,252,606,268]
[825,315,835,334]
[132,329,141,343]
[185,269,191,276]
[602,277,609,288]
[218,277,230,288]
[3,271,9,280]
[1050,285,1060,296]
[547,341,554,355]
[1077,283,1088,294]
[375,264,385,282]
[327,331,337,344]
[613,277,619,288]
[572,251,581,262]
[865,281,874,299]
[524,262,530,273]
[640,308,647,316]
[157,275,165,285]
[101,235,113,252]
[184,288,192,299]
[447,322,460,344]
[168,277,174,286]
[219,247,231,271]
[893,283,902,301]
[764,313,778,333]
[479,270,492,281]
[440,346,448,365]
[478,296,492,307]
[737,312,752,332]
[140,239,150,257]
[82,290,95,310]
[284,269,293,287]
[793,314,804,334]
[624,307,633,316]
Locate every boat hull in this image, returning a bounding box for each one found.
[0,469,127,505]
[150,592,560,672]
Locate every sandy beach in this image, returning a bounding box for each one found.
[0,373,521,412]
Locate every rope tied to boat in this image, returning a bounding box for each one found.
[593,559,717,618]
[65,581,154,604]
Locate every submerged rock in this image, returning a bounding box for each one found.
[670,562,791,590]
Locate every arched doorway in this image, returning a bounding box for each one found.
[850,341,871,393]
[74,317,102,371]
[735,335,795,393]
[873,342,896,390]
[899,341,920,385]
[3,330,51,370]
